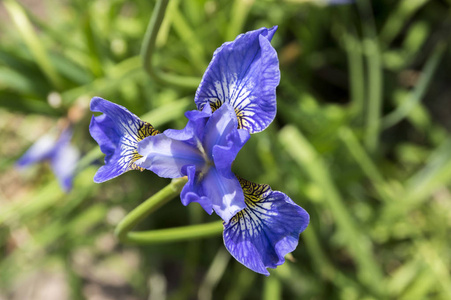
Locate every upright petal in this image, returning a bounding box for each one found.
[89,97,159,183]
[202,103,242,158]
[223,177,309,275]
[176,105,212,143]
[212,127,250,179]
[161,105,212,150]
[195,26,280,133]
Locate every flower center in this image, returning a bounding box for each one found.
[192,136,214,179]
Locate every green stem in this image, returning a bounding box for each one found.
[141,0,200,89]
[4,0,64,90]
[198,248,230,300]
[343,31,365,121]
[382,42,446,129]
[263,275,281,300]
[226,0,254,41]
[357,0,383,154]
[115,177,223,244]
[82,10,104,78]
[115,177,186,241]
[339,127,384,183]
[379,0,429,47]
[169,0,207,71]
[126,221,224,244]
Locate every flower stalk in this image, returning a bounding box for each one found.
[141,0,200,89]
[115,177,223,244]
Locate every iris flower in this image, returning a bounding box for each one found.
[89,26,309,275]
[17,127,79,192]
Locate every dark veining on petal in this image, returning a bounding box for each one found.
[127,122,160,171]
[209,99,223,113]
[229,177,272,224]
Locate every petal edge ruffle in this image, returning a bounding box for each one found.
[223,177,309,275]
[194,26,280,134]
[89,97,159,182]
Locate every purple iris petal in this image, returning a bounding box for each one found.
[212,128,249,179]
[202,103,240,157]
[89,97,159,183]
[180,165,213,215]
[17,128,79,192]
[180,164,244,223]
[202,167,245,223]
[17,132,60,167]
[136,134,205,178]
[178,105,212,143]
[136,106,212,177]
[137,104,248,222]
[223,177,309,275]
[195,26,280,134]
[51,139,80,192]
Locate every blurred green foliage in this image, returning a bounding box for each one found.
[1,0,451,299]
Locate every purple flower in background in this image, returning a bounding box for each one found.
[195,26,280,134]
[89,97,159,183]
[17,128,80,192]
[136,104,250,223]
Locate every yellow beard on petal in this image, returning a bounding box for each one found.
[125,122,160,172]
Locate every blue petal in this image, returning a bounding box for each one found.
[202,167,245,223]
[202,103,242,158]
[180,165,214,215]
[175,105,212,143]
[16,132,59,167]
[136,106,213,178]
[195,26,280,134]
[180,166,246,223]
[17,128,79,192]
[223,178,309,275]
[212,127,249,179]
[161,105,212,149]
[51,139,80,192]
[89,97,159,183]
[136,133,205,178]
